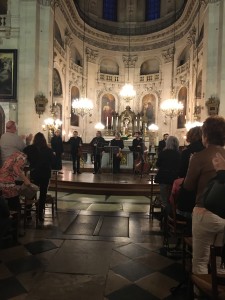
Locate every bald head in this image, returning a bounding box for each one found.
[6,121,17,133]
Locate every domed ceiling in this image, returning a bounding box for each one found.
[73,0,187,35]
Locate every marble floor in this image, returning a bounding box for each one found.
[0,191,188,300]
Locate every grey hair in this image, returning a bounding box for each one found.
[165,136,179,151]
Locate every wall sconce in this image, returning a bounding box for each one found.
[34,93,48,118]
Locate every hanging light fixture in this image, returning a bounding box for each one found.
[94,122,105,130]
[72,0,93,118]
[185,121,203,131]
[119,0,136,102]
[160,0,183,132]
[42,0,63,139]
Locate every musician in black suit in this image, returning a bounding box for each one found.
[132,131,145,172]
[110,132,124,174]
[67,131,83,174]
[90,131,106,174]
[158,133,169,153]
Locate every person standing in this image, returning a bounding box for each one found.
[179,126,204,178]
[51,129,64,171]
[132,131,145,172]
[0,120,33,165]
[24,132,55,222]
[90,131,106,174]
[110,132,124,174]
[158,133,169,154]
[155,136,181,211]
[183,116,225,276]
[67,131,83,174]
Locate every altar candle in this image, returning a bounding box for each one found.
[116,116,118,128]
[111,116,113,128]
[106,117,108,129]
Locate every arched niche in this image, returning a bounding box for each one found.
[54,21,64,48]
[70,46,82,66]
[70,86,80,127]
[177,86,187,129]
[141,94,156,125]
[101,93,115,129]
[177,46,190,67]
[53,68,62,96]
[100,59,119,75]
[140,59,159,75]
[196,70,202,99]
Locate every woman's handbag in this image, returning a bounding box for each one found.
[18,183,39,200]
[203,177,225,219]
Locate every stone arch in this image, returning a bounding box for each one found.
[70,86,80,127]
[54,21,64,48]
[177,46,190,67]
[177,86,187,129]
[53,68,63,96]
[100,58,119,75]
[140,58,160,75]
[70,46,82,66]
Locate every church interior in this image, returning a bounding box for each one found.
[0,0,225,299]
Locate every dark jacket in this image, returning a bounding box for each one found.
[179,140,204,178]
[90,137,106,155]
[51,135,64,154]
[24,145,55,179]
[67,136,83,154]
[155,149,181,184]
[132,138,144,154]
[158,139,166,153]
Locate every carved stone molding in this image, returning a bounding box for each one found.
[162,47,175,63]
[86,47,98,63]
[64,28,73,46]
[187,26,196,45]
[122,55,138,68]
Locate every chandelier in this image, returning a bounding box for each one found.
[72,97,93,118]
[42,103,63,132]
[119,1,136,102]
[160,99,184,119]
[148,123,159,131]
[71,3,93,118]
[185,121,203,131]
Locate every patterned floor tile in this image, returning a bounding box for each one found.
[107,284,158,300]
[160,262,185,282]
[112,260,153,281]
[6,256,42,275]
[115,243,150,259]
[0,276,27,300]
[24,240,58,255]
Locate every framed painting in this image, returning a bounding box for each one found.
[0,49,17,100]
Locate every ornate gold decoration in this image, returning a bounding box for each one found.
[34,93,48,118]
[205,96,220,116]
